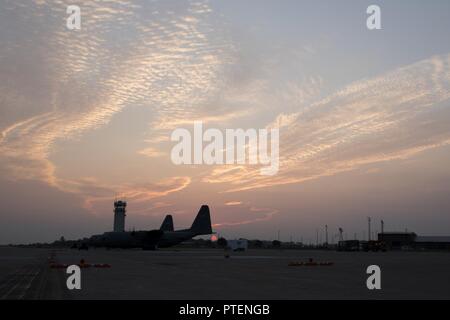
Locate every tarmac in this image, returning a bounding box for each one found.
[0,246,449,299]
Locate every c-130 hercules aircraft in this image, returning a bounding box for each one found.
[84,204,213,250]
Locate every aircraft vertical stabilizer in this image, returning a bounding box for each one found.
[190,205,212,235]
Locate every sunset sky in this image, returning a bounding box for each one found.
[1,0,450,244]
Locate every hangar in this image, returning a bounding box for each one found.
[378,232,450,250]
[414,236,450,250]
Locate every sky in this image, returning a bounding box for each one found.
[1,0,450,244]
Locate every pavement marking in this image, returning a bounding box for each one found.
[0,265,41,300]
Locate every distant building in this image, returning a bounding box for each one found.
[378,232,450,250]
[378,232,416,249]
[414,236,450,250]
[227,239,248,251]
[113,200,127,232]
[337,240,360,251]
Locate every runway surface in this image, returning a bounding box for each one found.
[0,246,449,299]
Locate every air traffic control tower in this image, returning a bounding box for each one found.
[113,200,127,232]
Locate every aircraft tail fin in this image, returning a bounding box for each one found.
[160,215,174,231]
[190,205,212,235]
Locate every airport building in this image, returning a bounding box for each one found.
[378,232,450,250]
[414,236,450,250]
[378,232,417,249]
[227,239,248,251]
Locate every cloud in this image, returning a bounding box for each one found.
[82,176,191,214]
[213,205,279,228]
[2,1,450,231]
[0,0,231,206]
[203,54,450,192]
[138,147,166,158]
[225,201,242,206]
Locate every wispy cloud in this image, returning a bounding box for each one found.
[213,205,279,228]
[0,0,231,207]
[82,176,191,214]
[225,201,242,206]
[1,1,450,234]
[203,54,450,192]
